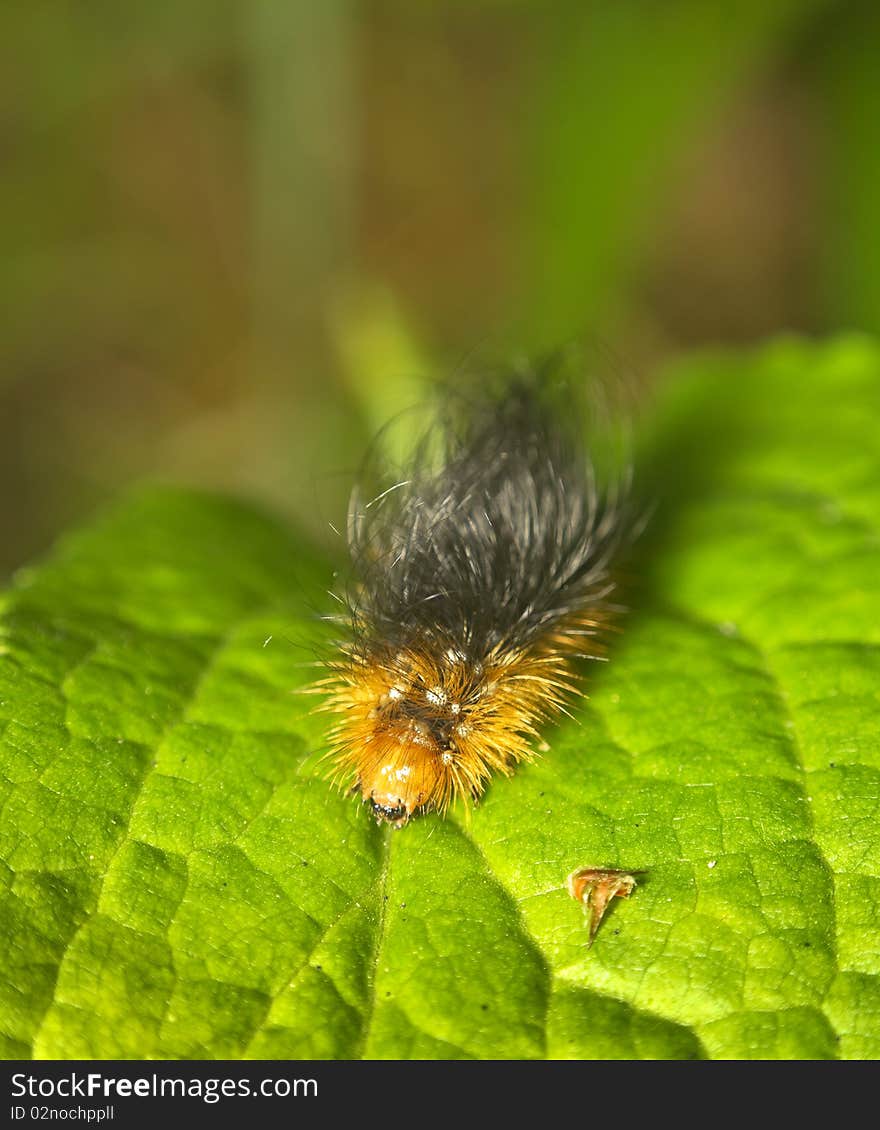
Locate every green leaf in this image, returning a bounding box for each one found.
[2,335,880,1060]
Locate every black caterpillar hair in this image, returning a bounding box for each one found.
[318,361,632,827]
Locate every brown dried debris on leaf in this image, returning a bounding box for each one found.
[566,867,644,946]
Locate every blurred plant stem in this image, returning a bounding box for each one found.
[246,0,370,545]
[522,0,832,353]
[813,1,880,337]
[247,0,356,378]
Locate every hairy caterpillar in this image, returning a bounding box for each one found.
[317,366,630,827]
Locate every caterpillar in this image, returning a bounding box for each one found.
[317,365,630,827]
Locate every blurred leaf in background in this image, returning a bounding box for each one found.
[813,1,880,337]
[521,0,832,350]
[0,0,877,579]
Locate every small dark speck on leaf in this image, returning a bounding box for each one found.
[301,860,309,867]
[480,1004,489,1011]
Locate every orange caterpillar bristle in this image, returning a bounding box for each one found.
[317,366,629,827]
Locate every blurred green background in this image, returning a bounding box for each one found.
[2,0,878,577]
